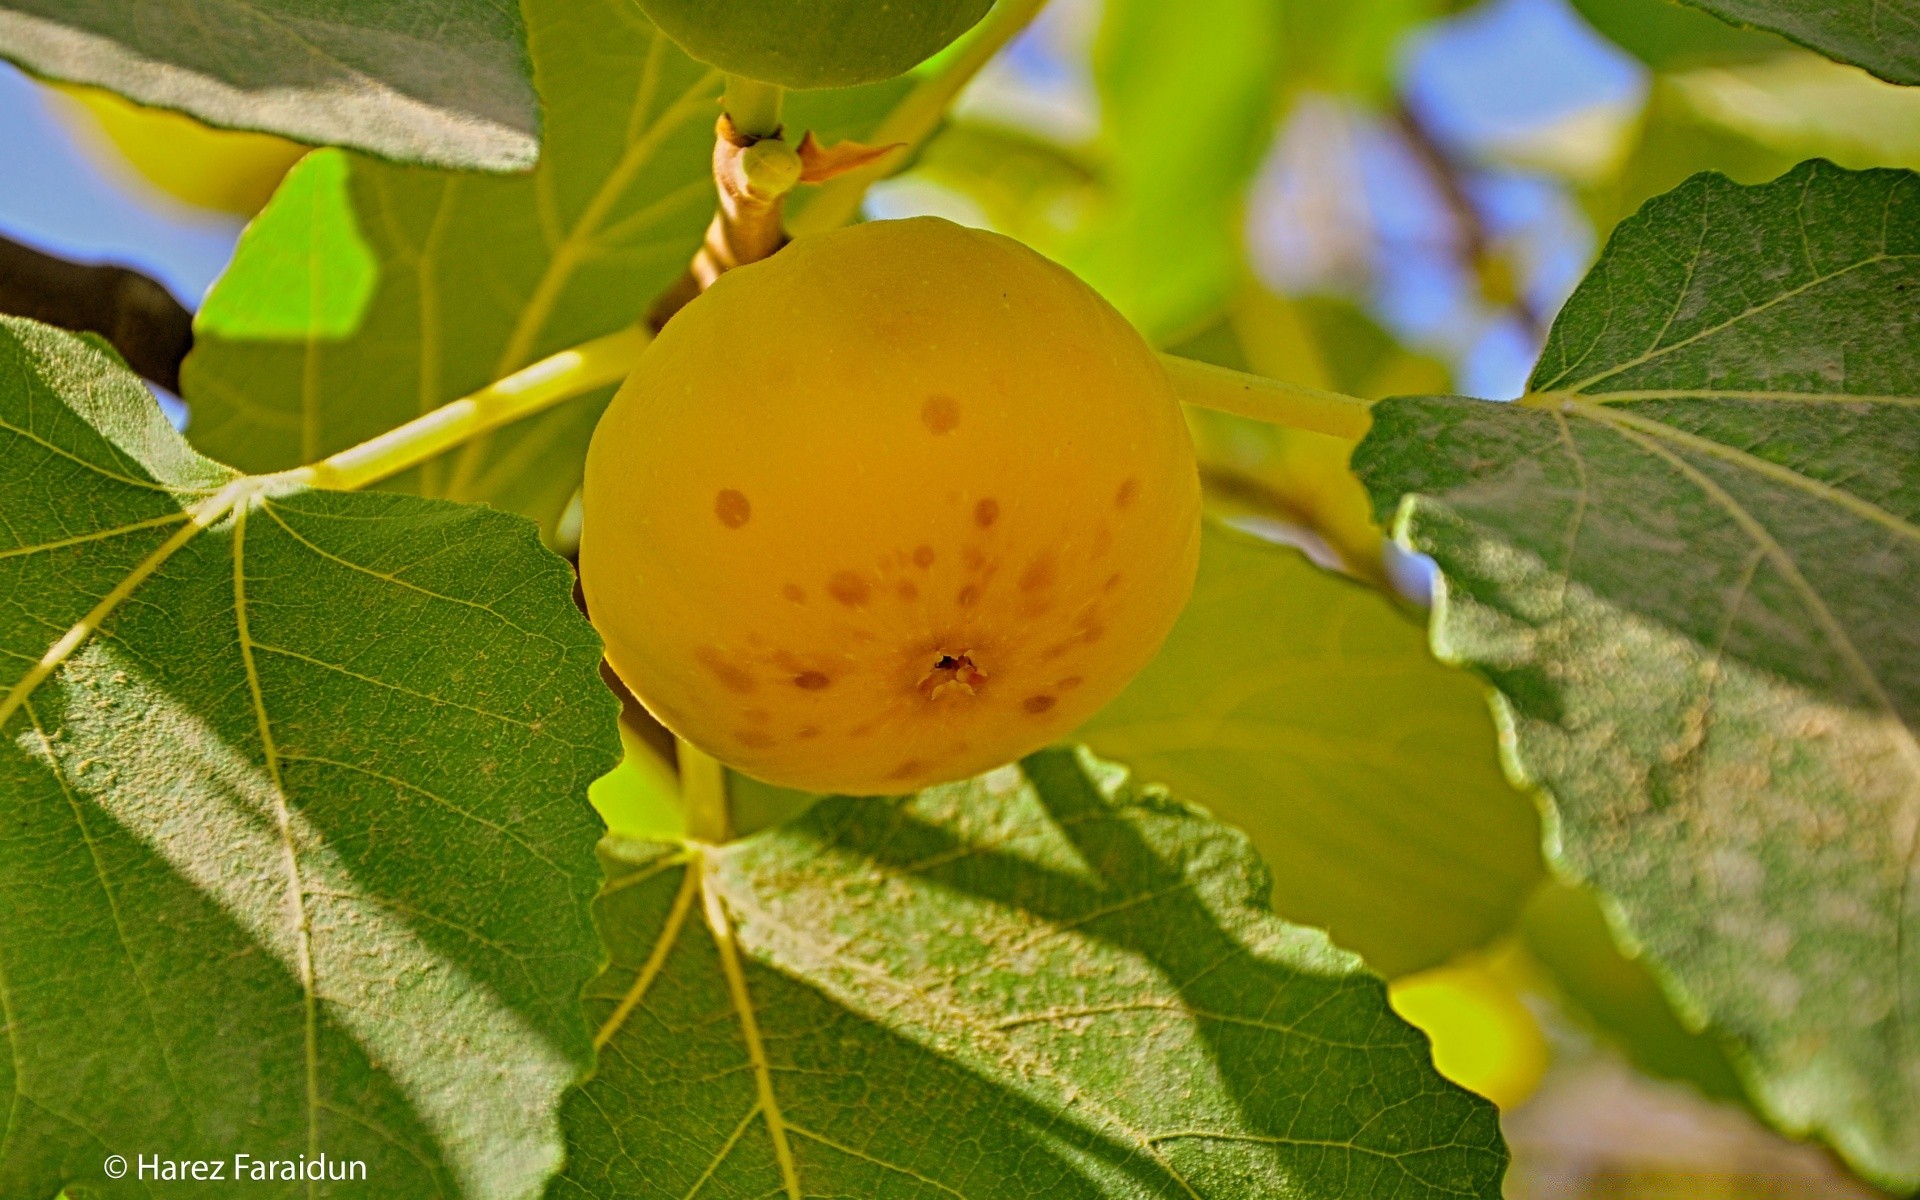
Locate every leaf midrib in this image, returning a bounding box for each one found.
[231,502,324,1187]
[592,844,1219,1200]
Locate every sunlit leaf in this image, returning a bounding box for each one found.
[967,0,1440,343]
[180,0,918,544]
[1062,0,1289,340]
[182,0,723,541]
[1353,160,1920,1188]
[1591,55,1920,237]
[1081,524,1542,978]
[0,317,619,1197]
[0,0,538,170]
[557,747,1508,1199]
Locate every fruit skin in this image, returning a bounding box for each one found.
[581,217,1200,795]
[1389,956,1550,1110]
[52,83,305,216]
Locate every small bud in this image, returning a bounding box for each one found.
[739,139,803,198]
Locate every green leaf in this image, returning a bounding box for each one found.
[1675,0,1920,85]
[558,747,1507,1199]
[1570,0,1793,71]
[1590,55,1920,238]
[1351,160,1920,1188]
[902,121,1101,247]
[0,0,538,171]
[1660,53,1920,170]
[1167,288,1449,578]
[1518,883,1749,1105]
[1080,523,1542,978]
[1057,0,1439,341]
[181,0,722,542]
[1060,0,1283,341]
[635,0,991,89]
[0,316,620,1197]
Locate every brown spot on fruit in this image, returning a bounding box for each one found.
[1057,675,1084,690]
[735,728,776,749]
[896,579,920,602]
[956,584,980,607]
[1019,553,1056,594]
[715,489,751,527]
[921,394,960,434]
[1116,477,1140,509]
[1104,572,1122,592]
[794,671,831,690]
[695,646,757,695]
[828,571,871,607]
[1022,694,1056,714]
[888,759,926,780]
[974,498,1000,528]
[575,217,1204,797]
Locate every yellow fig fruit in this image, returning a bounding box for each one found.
[52,83,305,216]
[1390,957,1551,1110]
[581,217,1200,794]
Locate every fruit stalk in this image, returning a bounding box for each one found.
[1158,352,1374,441]
[296,324,651,491]
[723,75,784,140]
[284,319,1367,498]
[677,737,732,843]
[646,116,804,329]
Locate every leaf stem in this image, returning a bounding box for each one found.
[788,0,1051,236]
[723,75,784,139]
[294,324,650,492]
[1159,352,1373,441]
[677,736,732,843]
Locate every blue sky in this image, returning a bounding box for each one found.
[0,66,243,305]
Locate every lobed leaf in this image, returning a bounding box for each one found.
[558,747,1506,1199]
[1352,160,1920,1187]
[0,0,538,171]
[1081,523,1542,978]
[0,316,620,1197]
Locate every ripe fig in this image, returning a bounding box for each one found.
[581,217,1200,794]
